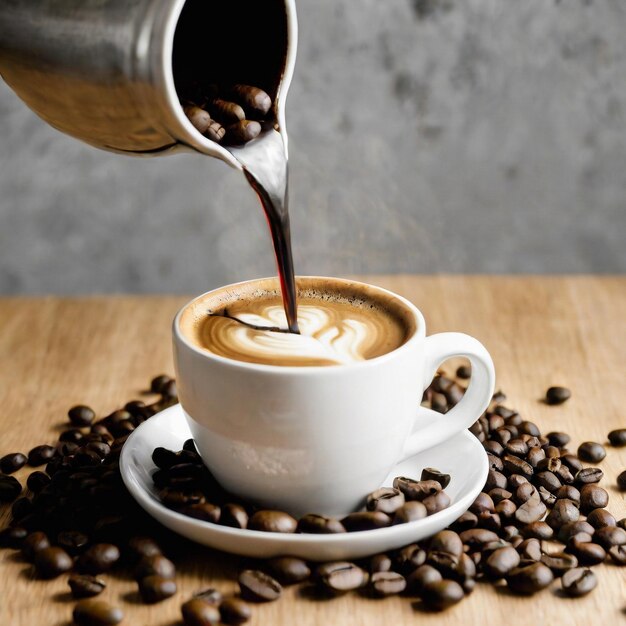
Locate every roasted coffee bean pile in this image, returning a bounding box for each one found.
[0,372,625,625]
[152,445,452,533]
[181,83,273,146]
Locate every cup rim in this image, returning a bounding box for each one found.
[173,276,426,374]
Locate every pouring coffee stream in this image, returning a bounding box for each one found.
[0,0,300,332]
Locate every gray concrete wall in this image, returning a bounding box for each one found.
[1,0,625,295]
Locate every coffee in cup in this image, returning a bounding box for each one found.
[178,277,415,366]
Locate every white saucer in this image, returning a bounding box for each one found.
[120,405,488,561]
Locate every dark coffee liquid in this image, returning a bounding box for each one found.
[243,169,299,334]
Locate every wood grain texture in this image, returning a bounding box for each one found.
[0,277,625,626]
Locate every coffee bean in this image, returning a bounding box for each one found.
[26,470,51,493]
[494,499,516,520]
[456,364,471,379]
[135,554,176,579]
[182,503,221,524]
[575,467,603,486]
[517,538,542,562]
[421,579,464,610]
[503,455,533,479]
[586,508,616,529]
[0,452,27,474]
[35,546,73,578]
[486,469,507,490]
[559,521,596,544]
[68,405,96,427]
[392,477,441,501]
[219,597,251,625]
[296,514,345,534]
[219,503,248,529]
[366,487,405,514]
[569,542,606,566]
[57,530,89,555]
[420,467,451,489]
[0,526,27,548]
[431,392,448,413]
[248,510,297,533]
[126,536,162,563]
[450,511,478,532]
[459,529,499,551]
[546,499,579,529]
[561,454,583,473]
[204,120,226,143]
[489,488,513,504]
[181,598,221,626]
[546,431,570,447]
[618,518,626,531]
[545,386,571,405]
[239,569,282,602]
[507,562,554,594]
[22,531,50,560]
[77,543,120,574]
[150,375,172,394]
[393,543,427,574]
[266,556,310,584]
[526,447,546,468]
[487,454,505,473]
[69,574,107,598]
[392,500,427,524]
[580,484,609,513]
[560,567,597,597]
[228,84,272,117]
[138,574,177,603]
[423,490,451,515]
[470,492,494,514]
[535,471,561,494]
[224,120,262,145]
[183,105,212,134]
[515,499,546,525]
[0,473,22,501]
[406,564,442,595]
[608,429,626,447]
[484,546,520,578]
[430,530,463,558]
[618,470,626,490]
[608,545,626,565]
[521,521,554,540]
[485,440,504,457]
[369,571,406,596]
[537,486,556,507]
[556,485,580,505]
[540,552,578,576]
[27,444,55,466]
[341,511,391,532]
[368,553,392,573]
[73,600,123,626]
[577,441,606,463]
[593,525,626,550]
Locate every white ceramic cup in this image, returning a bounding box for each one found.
[173,277,495,516]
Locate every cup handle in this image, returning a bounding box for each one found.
[401,332,495,460]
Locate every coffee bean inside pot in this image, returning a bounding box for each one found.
[248,510,297,533]
[420,467,451,489]
[366,487,405,514]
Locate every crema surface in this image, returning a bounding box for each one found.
[180,281,413,367]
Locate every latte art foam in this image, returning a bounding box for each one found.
[179,280,413,367]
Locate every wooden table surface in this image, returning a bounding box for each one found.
[1,276,625,626]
